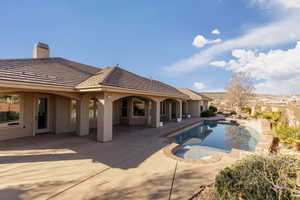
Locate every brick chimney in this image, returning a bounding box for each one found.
[33,42,49,58]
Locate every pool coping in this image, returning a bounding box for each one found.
[163,119,272,164]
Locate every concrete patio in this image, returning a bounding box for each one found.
[0,118,237,200]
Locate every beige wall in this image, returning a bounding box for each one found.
[112,97,150,126]
[54,95,76,134]
[201,100,209,111]
[188,100,201,117]
[0,93,77,141]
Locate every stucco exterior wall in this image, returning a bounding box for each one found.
[201,100,209,111]
[54,96,76,134]
[188,100,201,117]
[0,93,77,141]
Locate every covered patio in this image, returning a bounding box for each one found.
[0,117,238,200]
[80,92,185,142]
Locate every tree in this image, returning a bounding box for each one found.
[225,72,255,113]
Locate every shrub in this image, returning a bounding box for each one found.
[201,110,216,117]
[252,111,281,127]
[209,106,218,113]
[241,107,251,114]
[272,122,300,145]
[215,154,300,200]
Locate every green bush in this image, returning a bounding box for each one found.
[252,111,262,119]
[252,111,281,127]
[209,106,218,113]
[215,154,300,200]
[201,110,216,117]
[272,122,300,145]
[241,107,251,114]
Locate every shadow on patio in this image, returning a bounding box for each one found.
[0,118,202,170]
[0,167,209,200]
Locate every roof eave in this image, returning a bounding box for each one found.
[0,80,76,92]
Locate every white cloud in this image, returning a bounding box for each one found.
[193,82,206,91]
[212,29,221,35]
[221,41,300,94]
[192,35,207,48]
[249,0,300,9]
[192,35,222,48]
[210,60,227,67]
[165,1,300,73]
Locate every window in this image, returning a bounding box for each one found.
[0,95,21,127]
[121,98,128,117]
[89,99,96,119]
[133,97,145,117]
[160,101,166,116]
[70,100,77,123]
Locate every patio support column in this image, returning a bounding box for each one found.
[176,100,182,121]
[97,93,113,142]
[168,102,172,120]
[146,100,152,126]
[77,95,90,136]
[152,99,161,128]
[186,101,189,116]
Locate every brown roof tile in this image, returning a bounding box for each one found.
[0,57,100,87]
[177,88,211,101]
[0,58,187,98]
[77,67,187,98]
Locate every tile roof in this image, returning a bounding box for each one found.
[177,88,211,101]
[0,57,100,87]
[77,67,188,98]
[0,58,187,98]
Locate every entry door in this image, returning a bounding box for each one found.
[35,96,50,134]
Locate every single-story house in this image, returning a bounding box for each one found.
[0,43,210,142]
[177,88,211,118]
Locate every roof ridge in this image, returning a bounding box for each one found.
[75,66,116,87]
[100,66,117,83]
[58,58,101,75]
[108,66,177,90]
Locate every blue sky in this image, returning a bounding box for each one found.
[0,0,300,94]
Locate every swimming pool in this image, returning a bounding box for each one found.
[172,121,260,160]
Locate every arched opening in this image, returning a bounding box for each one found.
[160,99,182,123]
[86,94,162,141]
[113,96,153,127]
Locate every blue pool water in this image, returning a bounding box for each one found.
[172,121,259,153]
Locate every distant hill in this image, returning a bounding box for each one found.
[202,92,287,99]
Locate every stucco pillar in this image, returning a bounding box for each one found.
[152,99,161,128]
[168,102,172,120]
[146,100,152,126]
[97,94,113,142]
[186,101,189,115]
[176,100,182,120]
[77,95,89,136]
